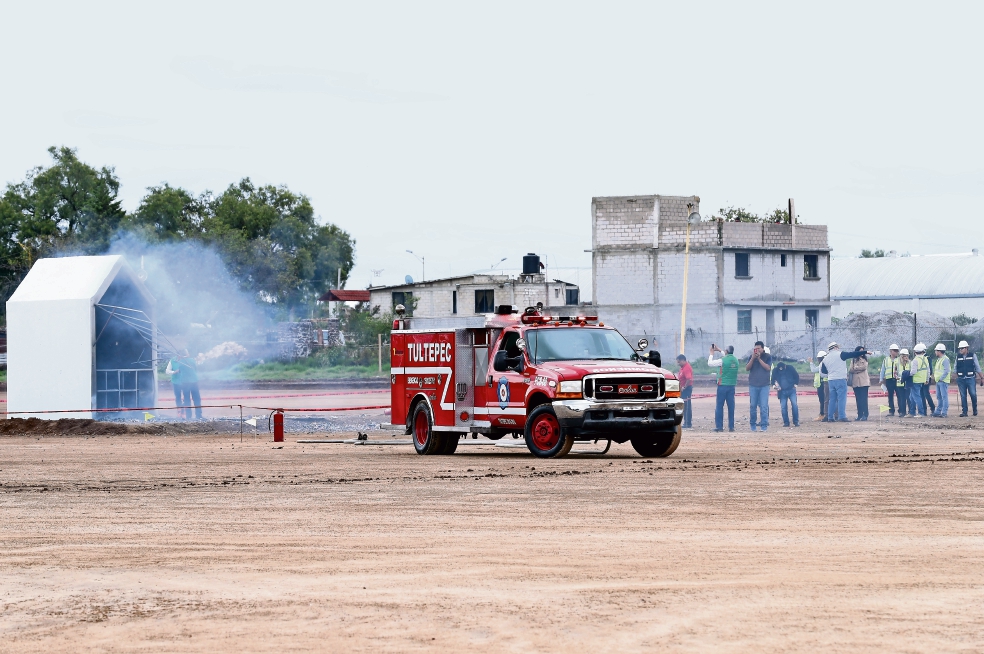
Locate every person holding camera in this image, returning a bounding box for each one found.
[745,341,772,431]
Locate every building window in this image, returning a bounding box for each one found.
[781,309,788,321]
[452,290,457,314]
[566,288,579,305]
[735,252,750,278]
[806,309,819,329]
[475,289,494,314]
[780,254,787,267]
[737,310,752,333]
[804,254,819,279]
[392,291,406,308]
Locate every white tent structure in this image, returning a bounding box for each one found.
[7,255,157,419]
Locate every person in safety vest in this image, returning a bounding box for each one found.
[708,344,739,432]
[910,343,934,417]
[897,349,913,417]
[879,344,904,417]
[932,343,951,417]
[954,340,982,417]
[809,350,828,421]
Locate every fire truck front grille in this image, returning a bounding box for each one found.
[588,376,664,401]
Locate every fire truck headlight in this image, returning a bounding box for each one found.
[665,380,680,393]
[559,381,582,394]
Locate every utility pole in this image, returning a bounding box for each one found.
[679,204,701,356]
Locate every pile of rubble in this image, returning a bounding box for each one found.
[773,311,984,360]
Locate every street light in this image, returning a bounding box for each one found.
[680,204,701,357]
[406,250,424,281]
[491,257,507,270]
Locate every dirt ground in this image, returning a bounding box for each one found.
[2,393,984,652]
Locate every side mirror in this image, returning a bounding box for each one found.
[647,350,662,367]
[493,350,510,372]
[637,338,649,351]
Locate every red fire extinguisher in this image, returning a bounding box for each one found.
[272,410,285,442]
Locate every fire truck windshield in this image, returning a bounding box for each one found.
[525,328,637,364]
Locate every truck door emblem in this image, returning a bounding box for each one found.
[497,377,510,409]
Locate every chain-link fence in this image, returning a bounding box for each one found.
[624,310,984,363]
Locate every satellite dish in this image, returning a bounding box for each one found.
[687,211,702,225]
[405,275,414,284]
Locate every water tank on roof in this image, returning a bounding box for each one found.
[522,253,541,275]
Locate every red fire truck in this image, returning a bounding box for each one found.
[390,304,683,458]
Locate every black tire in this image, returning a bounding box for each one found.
[411,402,445,455]
[524,404,574,458]
[439,433,460,455]
[630,425,682,458]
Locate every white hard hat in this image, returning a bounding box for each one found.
[817,350,827,358]
[935,343,946,351]
[914,343,926,353]
[900,348,910,355]
[959,340,970,349]
[827,341,839,350]
[764,346,771,354]
[889,343,900,351]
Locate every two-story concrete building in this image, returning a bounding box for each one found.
[591,195,832,357]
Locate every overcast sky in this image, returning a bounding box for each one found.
[2,1,982,294]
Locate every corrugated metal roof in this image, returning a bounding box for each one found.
[319,289,371,302]
[832,252,984,299]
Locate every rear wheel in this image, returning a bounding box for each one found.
[630,425,682,458]
[439,433,460,455]
[525,405,574,458]
[411,402,445,455]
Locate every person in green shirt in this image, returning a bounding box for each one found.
[708,344,739,432]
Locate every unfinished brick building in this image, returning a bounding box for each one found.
[590,195,831,358]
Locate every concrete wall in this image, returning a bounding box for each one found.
[369,275,580,318]
[722,251,829,302]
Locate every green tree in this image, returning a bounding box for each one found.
[204,178,355,315]
[2,146,125,257]
[129,183,208,241]
[859,249,886,258]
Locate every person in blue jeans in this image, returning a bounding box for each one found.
[822,341,871,423]
[745,341,772,431]
[708,345,739,432]
[771,361,800,427]
[954,340,981,416]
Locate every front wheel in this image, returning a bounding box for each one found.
[630,425,682,458]
[524,405,574,458]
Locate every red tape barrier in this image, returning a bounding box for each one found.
[0,388,389,405]
[3,404,390,416]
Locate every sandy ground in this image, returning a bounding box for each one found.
[2,393,984,653]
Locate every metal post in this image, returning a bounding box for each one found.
[680,221,693,356]
[913,312,917,348]
[378,333,382,373]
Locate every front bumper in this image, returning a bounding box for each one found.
[553,398,684,439]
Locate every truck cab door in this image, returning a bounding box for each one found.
[485,329,528,430]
